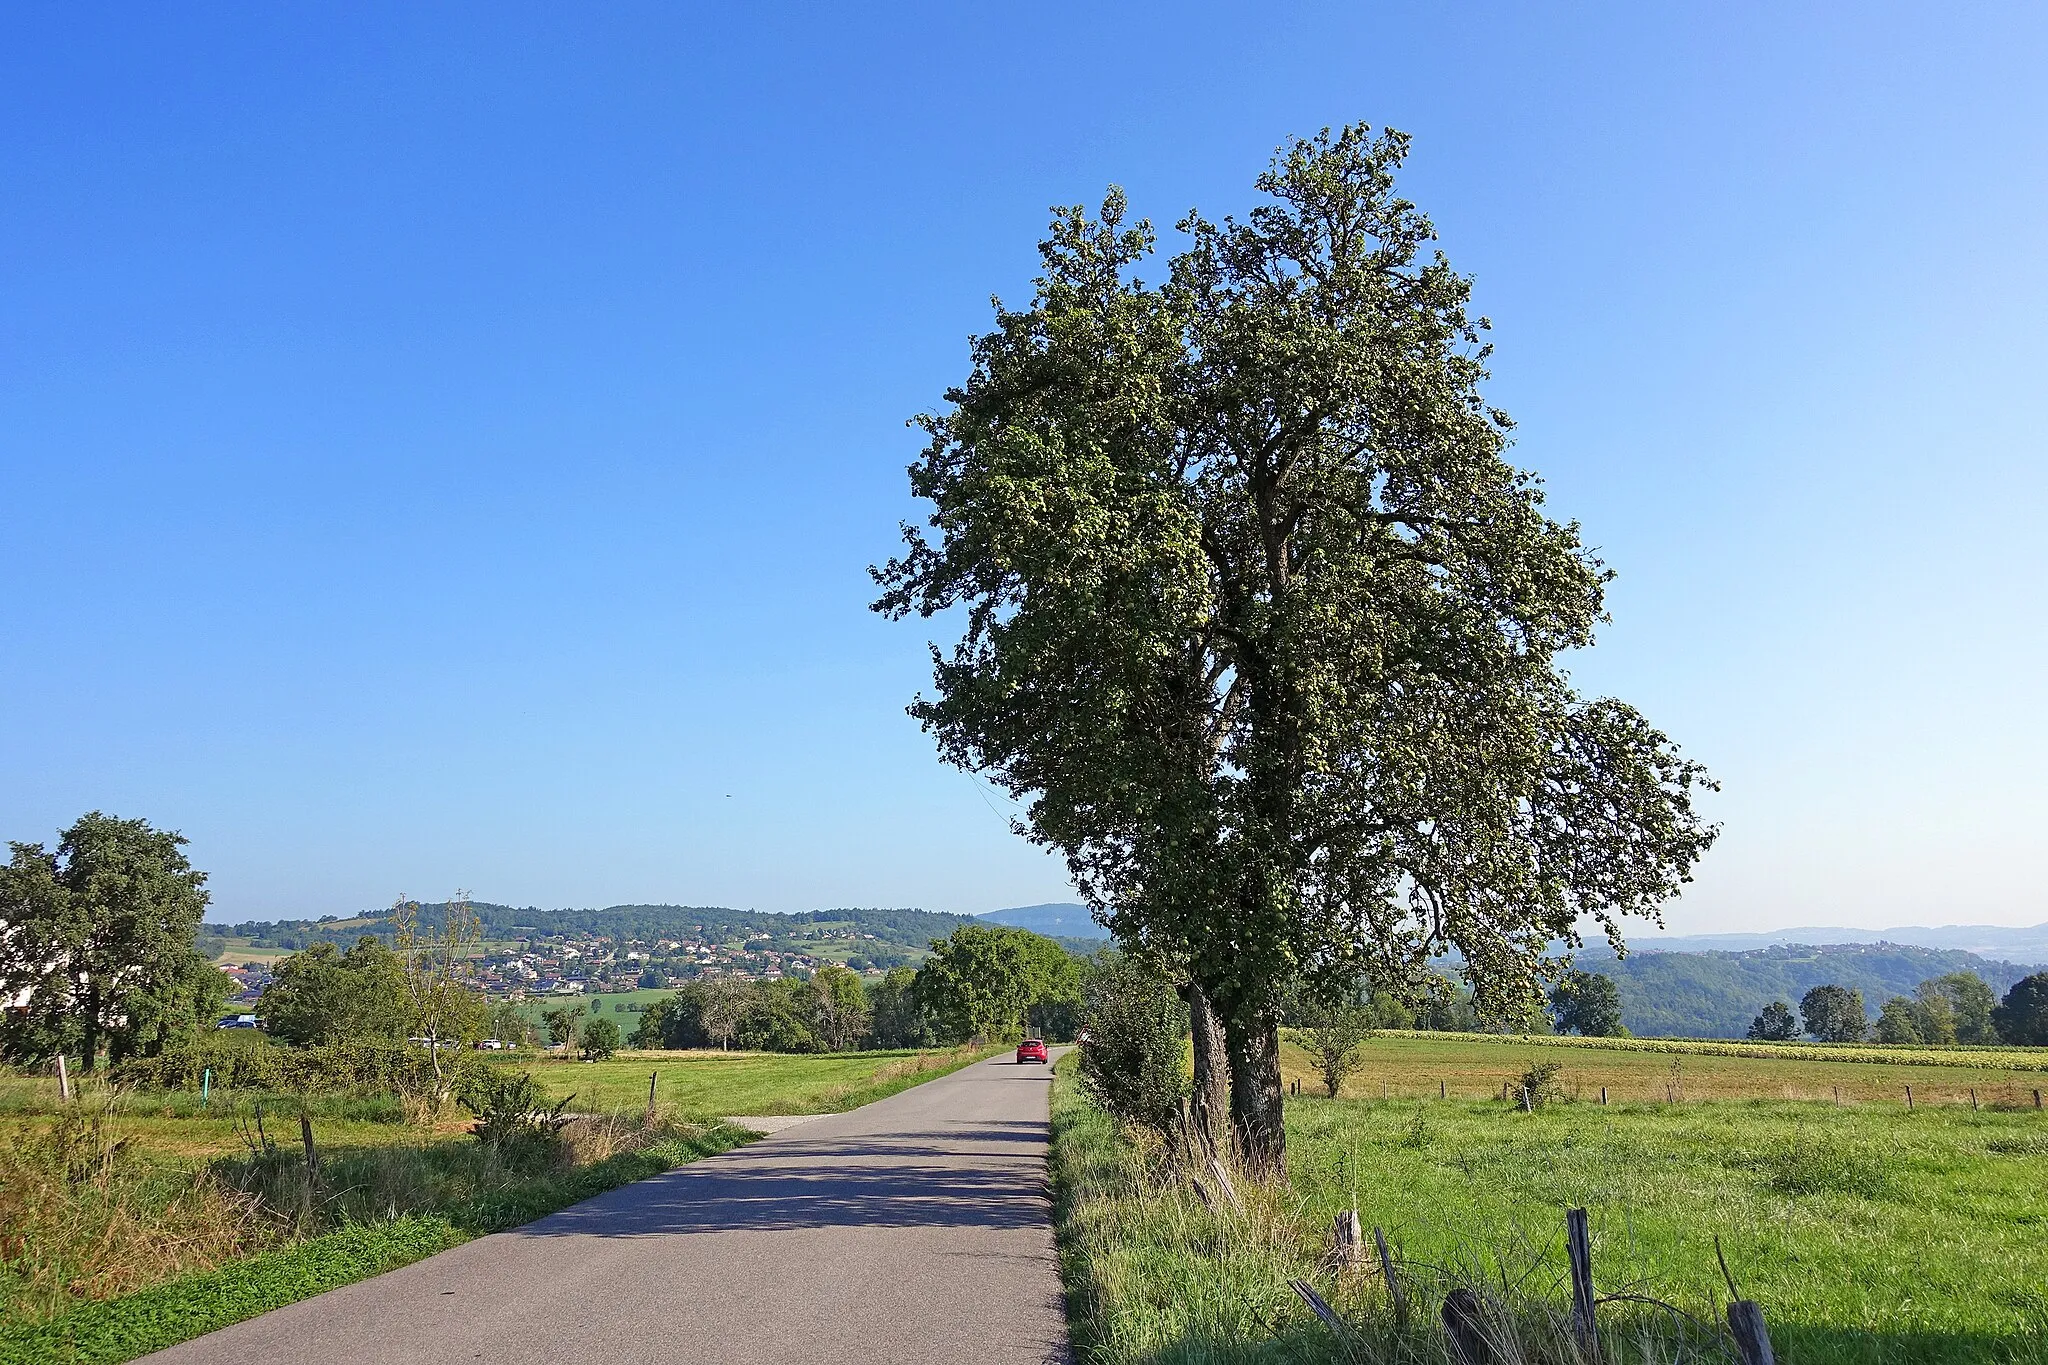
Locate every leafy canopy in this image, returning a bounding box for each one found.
[873,125,1717,1033]
[0,812,219,1068]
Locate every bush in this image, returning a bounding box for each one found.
[1076,952,1189,1141]
[1513,1059,1566,1109]
[108,1035,473,1100]
[456,1070,573,1165]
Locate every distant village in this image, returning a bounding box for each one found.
[218,925,895,1006]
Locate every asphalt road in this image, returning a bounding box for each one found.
[142,1053,1069,1365]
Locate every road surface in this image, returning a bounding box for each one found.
[142,1053,1069,1364]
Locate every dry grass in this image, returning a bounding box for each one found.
[1279,1034,2048,1107]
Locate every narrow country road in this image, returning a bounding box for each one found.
[142,1054,1069,1365]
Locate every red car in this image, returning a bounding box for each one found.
[1016,1038,1049,1065]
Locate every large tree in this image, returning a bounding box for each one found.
[876,126,1716,1168]
[0,812,218,1069]
[259,936,411,1046]
[915,924,1080,1042]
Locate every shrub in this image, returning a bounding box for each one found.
[1513,1059,1566,1109]
[457,1070,573,1164]
[1076,952,1189,1140]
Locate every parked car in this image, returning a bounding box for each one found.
[215,1014,261,1030]
[1016,1038,1049,1065]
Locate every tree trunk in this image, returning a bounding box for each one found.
[79,984,100,1072]
[1185,980,1229,1156]
[1223,998,1286,1175]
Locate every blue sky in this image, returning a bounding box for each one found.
[2,3,2043,931]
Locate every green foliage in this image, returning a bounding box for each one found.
[1548,970,1625,1037]
[809,965,870,1052]
[1075,952,1189,1139]
[0,813,215,1070]
[1747,1000,1799,1041]
[867,966,939,1048]
[1994,973,2048,1045]
[108,1034,471,1097]
[1591,943,2027,1040]
[915,924,1080,1043]
[577,1017,621,1061]
[1514,1058,1568,1108]
[873,125,1717,1169]
[258,937,409,1046]
[542,1006,581,1048]
[1801,984,1868,1042]
[1919,971,1999,1044]
[1875,996,1923,1044]
[457,1070,572,1160]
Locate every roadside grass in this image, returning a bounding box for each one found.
[1051,1055,2048,1364]
[1283,1033,2048,1106]
[0,1046,986,1363]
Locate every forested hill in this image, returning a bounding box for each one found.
[1590,942,2034,1038]
[207,902,981,955]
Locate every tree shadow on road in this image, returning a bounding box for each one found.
[507,1129,1055,1236]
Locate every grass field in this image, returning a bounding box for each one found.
[1055,1046,2048,1364]
[1284,1032,2048,1107]
[522,1046,992,1117]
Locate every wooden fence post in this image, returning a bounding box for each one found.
[1728,1301,1777,1365]
[1600,1086,1608,1106]
[1443,1288,1490,1365]
[1332,1209,1364,1267]
[1439,1078,1446,1100]
[1566,1207,1598,1360]
[55,1053,71,1102]
[299,1114,319,1227]
[1522,1087,1533,1113]
[1970,1088,1978,1112]
[1374,1225,1409,1330]
[2035,1089,2042,1110]
[647,1072,658,1121]
[1905,1085,1913,1110]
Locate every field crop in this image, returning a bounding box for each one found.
[1055,1049,2048,1364]
[1283,1032,2048,1107]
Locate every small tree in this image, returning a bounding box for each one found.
[1746,1001,1799,1042]
[579,1016,621,1061]
[1993,973,2048,1045]
[1875,996,1922,1044]
[392,893,485,1105]
[810,965,871,1052]
[1299,997,1375,1098]
[1549,971,1625,1037]
[1800,984,1867,1043]
[698,978,752,1051]
[543,1005,581,1051]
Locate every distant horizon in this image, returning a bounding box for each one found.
[201,895,2048,939]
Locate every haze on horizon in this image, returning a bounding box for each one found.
[4,4,2044,935]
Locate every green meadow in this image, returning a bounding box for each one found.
[1054,1046,2048,1364]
